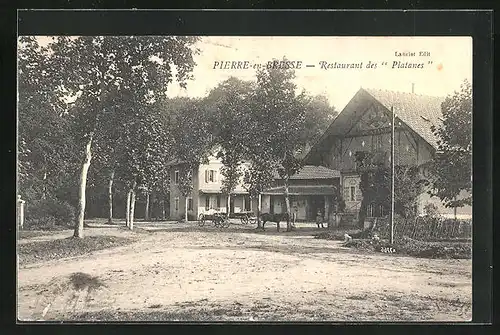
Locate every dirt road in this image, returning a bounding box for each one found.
[17,222,472,322]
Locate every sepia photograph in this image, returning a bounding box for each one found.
[17,35,473,322]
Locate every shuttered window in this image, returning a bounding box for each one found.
[205,169,217,183]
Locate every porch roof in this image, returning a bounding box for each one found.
[263,185,337,196]
[199,189,249,195]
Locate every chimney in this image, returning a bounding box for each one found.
[411,83,415,94]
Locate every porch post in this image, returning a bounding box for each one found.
[324,195,330,228]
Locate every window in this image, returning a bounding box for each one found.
[174,197,179,211]
[187,197,193,211]
[205,169,217,183]
[350,186,356,201]
[367,203,374,217]
[216,195,221,208]
[379,204,385,217]
[174,170,179,184]
[205,196,210,210]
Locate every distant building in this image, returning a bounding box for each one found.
[168,153,340,222]
[167,153,253,221]
[304,88,472,220]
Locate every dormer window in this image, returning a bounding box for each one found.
[174,170,179,184]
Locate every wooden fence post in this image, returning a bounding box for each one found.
[17,195,25,230]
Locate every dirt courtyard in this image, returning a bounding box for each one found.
[17,221,472,322]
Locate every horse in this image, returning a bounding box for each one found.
[260,212,290,232]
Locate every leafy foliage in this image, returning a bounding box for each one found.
[428,79,472,208]
[18,36,199,235]
[24,198,76,229]
[18,37,80,204]
[357,159,427,224]
[206,77,255,196]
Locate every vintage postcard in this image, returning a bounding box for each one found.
[17,35,473,322]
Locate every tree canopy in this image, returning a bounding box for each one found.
[428,79,472,208]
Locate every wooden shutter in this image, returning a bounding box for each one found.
[205,170,208,183]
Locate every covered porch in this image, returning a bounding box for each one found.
[198,190,257,217]
[261,186,338,222]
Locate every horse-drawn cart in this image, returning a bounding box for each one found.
[231,211,257,225]
[198,210,231,228]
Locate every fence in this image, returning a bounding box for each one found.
[375,215,472,241]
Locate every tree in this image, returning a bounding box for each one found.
[428,79,472,217]
[18,37,80,209]
[356,151,428,228]
[242,155,277,228]
[168,97,212,221]
[113,95,171,230]
[252,59,308,231]
[299,94,338,157]
[207,77,255,214]
[45,36,198,237]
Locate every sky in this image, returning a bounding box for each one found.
[34,36,472,111]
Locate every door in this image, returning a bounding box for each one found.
[309,196,325,220]
[269,196,275,214]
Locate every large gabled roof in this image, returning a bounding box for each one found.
[363,88,444,148]
[304,88,445,162]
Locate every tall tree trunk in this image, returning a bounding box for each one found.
[145,191,150,221]
[257,193,262,229]
[150,192,155,221]
[74,136,93,238]
[130,189,136,230]
[126,189,132,227]
[453,196,457,222]
[42,170,47,200]
[161,195,166,220]
[184,196,189,222]
[358,197,368,229]
[284,178,292,232]
[107,170,114,224]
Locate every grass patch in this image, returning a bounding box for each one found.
[343,236,471,259]
[18,230,66,239]
[18,235,133,266]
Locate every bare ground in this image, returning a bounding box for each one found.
[17,220,472,322]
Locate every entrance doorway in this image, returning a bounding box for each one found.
[309,196,325,220]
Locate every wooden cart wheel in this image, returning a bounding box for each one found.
[240,215,249,225]
[248,216,257,225]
